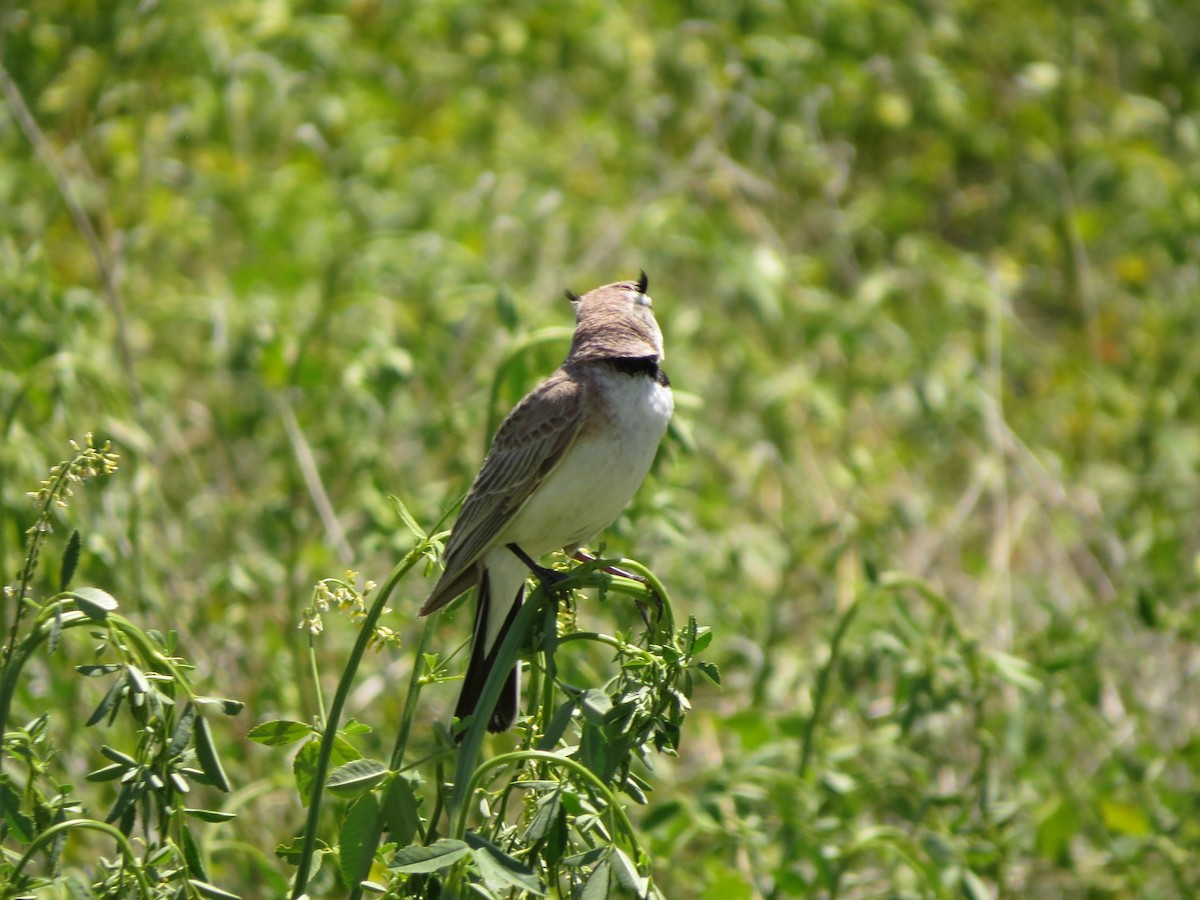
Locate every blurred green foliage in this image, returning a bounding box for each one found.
[2,0,1199,895]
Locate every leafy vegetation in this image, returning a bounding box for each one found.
[3,0,1199,896]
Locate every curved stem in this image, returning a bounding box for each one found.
[798,590,861,781]
[2,453,80,667]
[449,585,551,822]
[607,557,676,637]
[448,558,672,813]
[554,631,654,657]
[0,600,198,768]
[290,548,424,899]
[387,614,435,772]
[9,819,155,897]
[343,616,440,900]
[453,749,648,865]
[308,639,327,729]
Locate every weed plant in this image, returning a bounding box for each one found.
[4,0,1200,897]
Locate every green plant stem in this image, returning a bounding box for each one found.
[387,614,436,772]
[0,600,196,783]
[606,557,676,637]
[554,631,654,658]
[798,591,861,781]
[343,615,439,900]
[453,748,649,865]
[443,567,665,896]
[9,819,156,897]
[449,583,552,822]
[449,558,674,810]
[290,548,423,899]
[2,450,82,667]
[307,634,327,728]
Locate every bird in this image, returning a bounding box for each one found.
[419,272,673,733]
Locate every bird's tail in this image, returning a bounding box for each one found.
[454,567,523,734]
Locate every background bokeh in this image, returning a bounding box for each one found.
[3,0,1199,895]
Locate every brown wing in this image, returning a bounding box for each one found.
[419,369,585,615]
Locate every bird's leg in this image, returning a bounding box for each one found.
[507,543,571,600]
[572,549,664,627]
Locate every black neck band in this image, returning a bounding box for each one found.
[606,356,670,387]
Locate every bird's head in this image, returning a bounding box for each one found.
[565,272,664,362]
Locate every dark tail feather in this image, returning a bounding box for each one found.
[454,573,523,735]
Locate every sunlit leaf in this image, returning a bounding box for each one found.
[248,720,314,746]
[382,775,421,847]
[60,528,82,591]
[72,587,118,619]
[390,839,470,873]
[327,758,389,798]
[339,793,382,889]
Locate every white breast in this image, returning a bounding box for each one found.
[501,368,672,555]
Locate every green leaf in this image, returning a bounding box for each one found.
[390,838,470,873]
[248,720,314,746]
[168,702,197,759]
[961,869,992,900]
[611,847,649,896]
[579,721,616,782]
[581,854,612,900]
[696,661,722,686]
[524,788,563,843]
[86,677,125,726]
[390,496,427,540]
[196,696,245,716]
[292,740,320,806]
[538,697,578,750]
[0,775,34,841]
[382,775,421,847]
[100,744,139,767]
[339,792,383,890]
[560,847,607,869]
[193,713,232,792]
[49,603,63,654]
[60,528,82,591]
[544,803,568,867]
[821,769,856,795]
[188,880,241,899]
[185,808,237,823]
[181,822,208,880]
[76,664,121,676]
[580,688,613,724]
[1101,799,1151,836]
[988,651,1042,694]
[58,874,93,900]
[328,758,390,798]
[276,836,329,864]
[466,833,544,896]
[293,736,360,807]
[72,587,118,619]
[86,763,127,782]
[125,664,150,695]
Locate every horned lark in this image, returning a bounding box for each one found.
[420,273,673,733]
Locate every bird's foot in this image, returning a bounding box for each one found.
[507,543,572,601]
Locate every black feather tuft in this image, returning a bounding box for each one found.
[636,270,649,294]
